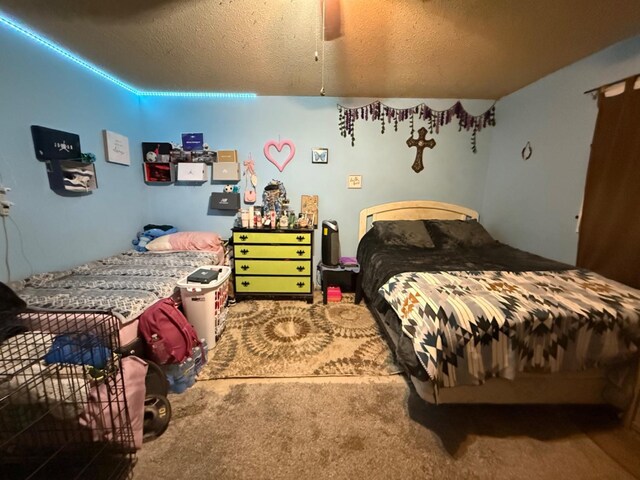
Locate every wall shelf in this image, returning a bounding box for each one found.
[144,162,175,184]
[46,160,97,194]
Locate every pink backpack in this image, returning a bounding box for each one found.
[138,298,200,365]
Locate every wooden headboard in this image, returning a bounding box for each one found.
[358,200,479,240]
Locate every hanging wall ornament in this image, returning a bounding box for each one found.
[337,100,496,153]
[264,138,296,172]
[243,154,257,204]
[406,127,436,173]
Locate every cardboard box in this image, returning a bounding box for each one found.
[177,163,208,182]
[212,162,240,181]
[209,192,240,210]
[217,150,238,163]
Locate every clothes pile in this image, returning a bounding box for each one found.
[132,224,177,252]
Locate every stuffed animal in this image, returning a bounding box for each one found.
[224,185,234,193]
[262,180,287,216]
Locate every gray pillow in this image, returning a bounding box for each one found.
[424,219,496,248]
[372,220,435,248]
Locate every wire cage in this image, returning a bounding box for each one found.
[0,309,136,480]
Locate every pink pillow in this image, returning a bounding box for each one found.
[167,231,222,251]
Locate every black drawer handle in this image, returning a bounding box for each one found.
[296,265,305,272]
[296,235,305,242]
[296,282,305,288]
[241,281,250,287]
[296,249,306,256]
[241,265,249,271]
[240,249,249,255]
[239,234,248,241]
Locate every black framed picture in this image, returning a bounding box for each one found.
[312,148,328,164]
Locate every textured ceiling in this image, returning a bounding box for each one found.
[1,0,640,99]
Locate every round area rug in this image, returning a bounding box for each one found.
[198,292,401,378]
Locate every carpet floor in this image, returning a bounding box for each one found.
[133,377,640,480]
[198,293,400,379]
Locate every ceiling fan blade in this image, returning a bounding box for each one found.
[323,0,343,41]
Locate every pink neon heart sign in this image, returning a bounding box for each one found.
[264,139,295,172]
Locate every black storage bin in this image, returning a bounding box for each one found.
[210,192,240,210]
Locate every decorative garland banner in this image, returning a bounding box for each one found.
[337,100,496,153]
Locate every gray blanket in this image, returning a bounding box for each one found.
[14,251,220,323]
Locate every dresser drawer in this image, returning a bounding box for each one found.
[235,276,312,293]
[233,232,311,245]
[234,244,311,259]
[235,259,311,275]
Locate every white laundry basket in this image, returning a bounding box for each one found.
[177,265,231,348]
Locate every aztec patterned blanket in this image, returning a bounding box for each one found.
[380,269,640,387]
[14,251,220,323]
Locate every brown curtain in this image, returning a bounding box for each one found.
[577,76,640,289]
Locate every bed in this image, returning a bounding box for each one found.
[9,249,223,353]
[357,200,640,423]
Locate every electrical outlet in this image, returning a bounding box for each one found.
[0,185,12,216]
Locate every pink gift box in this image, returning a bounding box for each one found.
[327,286,342,302]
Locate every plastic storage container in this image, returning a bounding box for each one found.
[177,265,231,348]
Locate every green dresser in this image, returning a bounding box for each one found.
[232,228,314,303]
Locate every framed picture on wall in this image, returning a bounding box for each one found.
[347,175,362,189]
[311,148,328,164]
[103,130,130,166]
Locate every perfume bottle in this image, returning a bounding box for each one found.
[270,209,276,229]
[279,212,289,229]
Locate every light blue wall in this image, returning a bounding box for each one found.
[482,36,640,264]
[0,14,494,282]
[4,15,637,282]
[0,26,146,282]
[140,96,494,266]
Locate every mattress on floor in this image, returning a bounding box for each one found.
[13,250,221,345]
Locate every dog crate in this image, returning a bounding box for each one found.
[0,310,137,479]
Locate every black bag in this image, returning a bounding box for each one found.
[0,282,28,342]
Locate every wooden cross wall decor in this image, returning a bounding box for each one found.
[406,127,436,173]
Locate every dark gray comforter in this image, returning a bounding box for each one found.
[357,230,573,307]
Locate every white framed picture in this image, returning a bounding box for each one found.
[312,147,328,164]
[347,175,362,189]
[103,130,130,166]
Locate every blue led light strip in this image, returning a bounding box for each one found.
[0,13,256,99]
[139,91,257,99]
[0,14,139,94]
